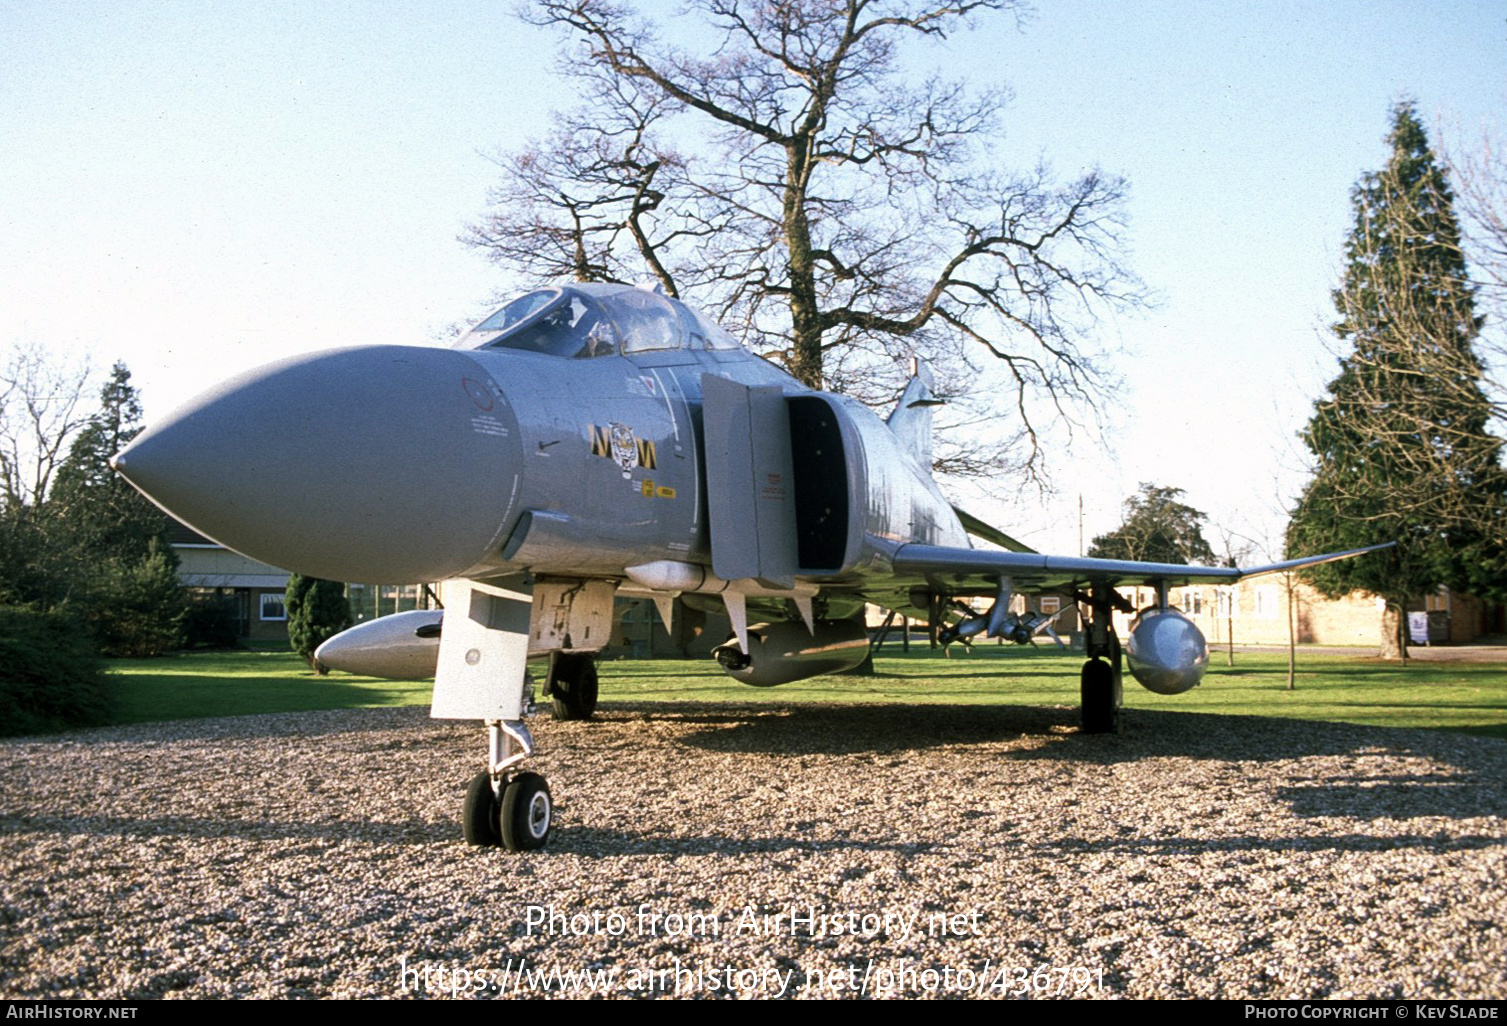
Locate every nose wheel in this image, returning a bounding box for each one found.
[463,770,501,846]
[463,770,553,851]
[500,772,552,850]
[463,717,553,850]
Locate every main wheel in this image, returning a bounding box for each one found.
[1080,658,1121,735]
[550,653,598,721]
[499,772,553,851]
[462,771,501,846]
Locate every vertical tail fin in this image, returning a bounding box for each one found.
[885,360,943,471]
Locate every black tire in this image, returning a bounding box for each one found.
[1080,658,1120,734]
[462,771,501,846]
[499,772,552,851]
[550,653,598,721]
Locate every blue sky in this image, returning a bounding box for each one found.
[3,0,1503,558]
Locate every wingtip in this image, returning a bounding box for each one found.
[1240,541,1398,579]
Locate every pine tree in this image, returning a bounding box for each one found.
[286,573,351,673]
[86,538,188,657]
[49,363,166,560]
[1287,102,1507,657]
[47,363,186,654]
[1088,484,1218,565]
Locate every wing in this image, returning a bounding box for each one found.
[888,540,1396,593]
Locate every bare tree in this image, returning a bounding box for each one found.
[1448,127,1507,420]
[0,343,94,512]
[1213,526,1259,667]
[464,75,715,294]
[470,1,1146,479]
[0,344,96,609]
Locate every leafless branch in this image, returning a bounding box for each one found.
[482,0,1144,481]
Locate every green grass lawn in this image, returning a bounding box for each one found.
[106,650,433,723]
[104,645,1507,740]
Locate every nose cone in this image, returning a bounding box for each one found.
[114,346,523,583]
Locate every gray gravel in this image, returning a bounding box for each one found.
[1,702,1503,1000]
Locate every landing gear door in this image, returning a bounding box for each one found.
[431,576,532,720]
[701,373,797,589]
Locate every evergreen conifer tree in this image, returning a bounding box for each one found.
[1287,102,1507,657]
[1088,484,1218,565]
[51,364,170,561]
[49,363,186,654]
[285,573,351,673]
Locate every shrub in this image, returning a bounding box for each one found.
[183,595,241,649]
[0,605,111,736]
[285,574,351,673]
[84,543,188,657]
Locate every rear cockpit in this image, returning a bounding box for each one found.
[456,283,744,358]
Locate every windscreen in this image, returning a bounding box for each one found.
[461,290,621,358]
[459,286,745,357]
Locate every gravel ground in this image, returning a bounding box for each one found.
[1,702,1503,1000]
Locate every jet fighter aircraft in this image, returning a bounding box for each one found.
[112,283,1390,851]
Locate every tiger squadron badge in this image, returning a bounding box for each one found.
[590,422,657,480]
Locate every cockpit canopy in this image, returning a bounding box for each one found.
[455,283,744,358]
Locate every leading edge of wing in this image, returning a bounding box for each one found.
[1236,541,1396,578]
[889,541,1395,589]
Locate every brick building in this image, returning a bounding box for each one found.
[1115,578,1502,648]
[168,519,432,644]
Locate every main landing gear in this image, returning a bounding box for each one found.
[1076,584,1127,735]
[464,716,553,851]
[1079,643,1122,735]
[545,651,598,721]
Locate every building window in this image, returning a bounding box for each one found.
[1254,586,1279,620]
[1216,587,1236,619]
[1182,588,1203,615]
[1039,596,1061,615]
[260,592,287,621]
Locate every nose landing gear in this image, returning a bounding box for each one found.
[463,716,553,851]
